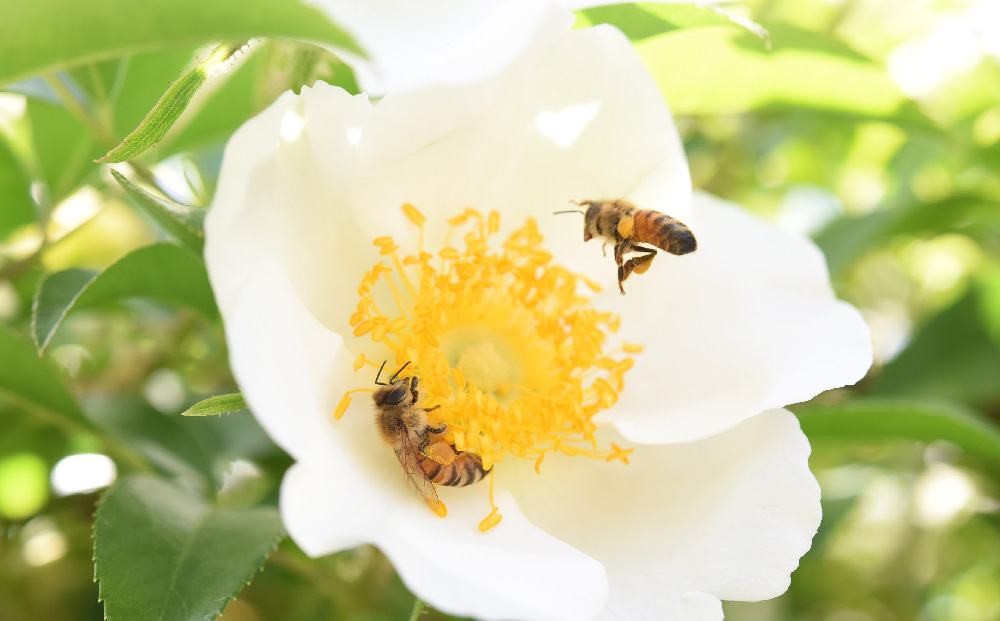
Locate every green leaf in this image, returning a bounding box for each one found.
[32,243,217,354]
[182,393,247,417]
[978,262,1000,348]
[0,0,361,86]
[869,287,1000,409]
[94,474,284,621]
[88,397,218,483]
[796,399,1000,465]
[637,24,930,125]
[98,42,247,163]
[157,47,262,157]
[581,3,769,45]
[816,193,1000,278]
[111,169,204,252]
[0,137,36,238]
[0,324,93,431]
[26,96,104,202]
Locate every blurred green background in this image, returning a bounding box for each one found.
[2,0,999,620]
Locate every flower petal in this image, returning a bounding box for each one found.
[350,24,690,250]
[223,262,609,621]
[282,462,609,621]
[209,26,690,341]
[221,262,354,461]
[206,83,396,354]
[600,588,723,621]
[306,0,575,94]
[597,192,872,443]
[506,409,820,617]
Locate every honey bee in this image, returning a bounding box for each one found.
[558,198,697,294]
[372,361,490,517]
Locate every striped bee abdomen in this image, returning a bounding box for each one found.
[633,210,697,255]
[420,450,490,487]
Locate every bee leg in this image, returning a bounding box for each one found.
[409,376,420,404]
[618,249,657,295]
[613,240,631,266]
[601,242,607,257]
[427,422,447,434]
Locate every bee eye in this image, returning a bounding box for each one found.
[385,385,409,406]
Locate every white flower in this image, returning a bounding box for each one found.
[307,0,709,93]
[206,26,872,621]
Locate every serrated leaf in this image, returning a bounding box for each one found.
[0,0,361,86]
[182,393,247,417]
[0,324,93,431]
[111,169,204,252]
[98,42,247,163]
[32,243,217,354]
[94,474,284,621]
[795,399,1000,466]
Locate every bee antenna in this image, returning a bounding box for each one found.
[389,361,411,382]
[374,360,388,385]
[553,210,585,215]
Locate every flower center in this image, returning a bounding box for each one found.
[336,204,639,528]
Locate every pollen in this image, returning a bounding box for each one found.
[345,204,638,527]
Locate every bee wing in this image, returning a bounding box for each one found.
[393,433,441,509]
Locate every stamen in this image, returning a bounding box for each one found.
[340,204,640,526]
[478,470,503,532]
[333,388,374,421]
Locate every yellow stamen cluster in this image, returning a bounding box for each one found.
[339,204,638,475]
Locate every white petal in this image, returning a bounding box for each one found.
[282,461,608,621]
[208,27,689,338]
[351,25,690,250]
[601,588,722,621]
[205,83,393,353]
[597,192,872,443]
[307,0,575,94]
[506,409,821,617]
[221,263,355,461]
[221,263,608,621]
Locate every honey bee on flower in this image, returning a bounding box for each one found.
[206,26,871,621]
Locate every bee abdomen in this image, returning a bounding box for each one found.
[634,210,697,255]
[422,451,490,487]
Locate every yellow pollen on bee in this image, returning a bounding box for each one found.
[340,204,639,527]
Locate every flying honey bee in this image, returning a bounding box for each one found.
[372,361,490,517]
[557,198,697,294]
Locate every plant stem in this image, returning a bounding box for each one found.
[408,598,425,621]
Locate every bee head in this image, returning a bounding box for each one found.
[373,379,412,406]
[583,202,605,241]
[372,360,414,406]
